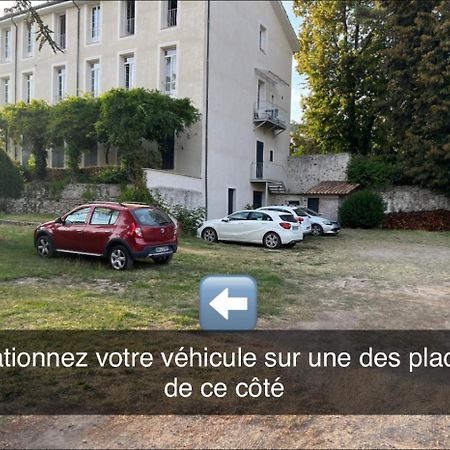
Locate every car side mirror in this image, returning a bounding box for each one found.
[221,217,230,222]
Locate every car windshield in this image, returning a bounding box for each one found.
[293,208,308,217]
[132,208,173,226]
[279,214,297,223]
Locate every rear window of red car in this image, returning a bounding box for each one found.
[132,208,173,226]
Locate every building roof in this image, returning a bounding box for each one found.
[305,181,360,196]
[0,1,68,22]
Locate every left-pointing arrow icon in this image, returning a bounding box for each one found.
[209,288,248,320]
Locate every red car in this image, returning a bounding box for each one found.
[34,202,177,270]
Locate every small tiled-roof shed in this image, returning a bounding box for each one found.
[304,181,360,221]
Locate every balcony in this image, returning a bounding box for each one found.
[253,101,287,132]
[250,161,288,186]
[165,8,177,28]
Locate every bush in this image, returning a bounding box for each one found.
[347,155,405,189]
[170,205,206,235]
[0,150,24,199]
[383,210,450,232]
[339,190,386,228]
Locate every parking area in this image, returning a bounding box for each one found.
[0,223,449,447]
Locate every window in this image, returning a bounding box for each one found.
[84,146,98,166]
[65,207,90,225]
[163,47,176,95]
[248,211,272,221]
[228,211,249,221]
[259,24,267,52]
[269,150,274,162]
[133,208,173,226]
[52,148,65,168]
[88,61,100,97]
[58,14,66,49]
[54,66,66,102]
[122,0,135,36]
[121,54,135,89]
[90,208,120,225]
[163,0,177,28]
[90,5,101,42]
[24,24,35,57]
[2,77,9,104]
[3,28,11,62]
[24,73,33,103]
[227,188,236,215]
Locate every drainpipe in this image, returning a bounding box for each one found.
[204,0,210,217]
[72,0,80,96]
[10,16,18,103]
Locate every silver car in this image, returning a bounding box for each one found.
[295,207,341,236]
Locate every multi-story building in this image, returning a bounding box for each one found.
[0,1,297,218]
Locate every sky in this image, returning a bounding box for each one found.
[1,0,306,122]
[281,0,306,122]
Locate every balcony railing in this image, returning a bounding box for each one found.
[253,100,287,131]
[166,8,177,28]
[250,161,288,185]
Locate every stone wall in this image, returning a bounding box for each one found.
[286,153,351,193]
[152,187,204,210]
[382,186,450,213]
[2,183,121,216]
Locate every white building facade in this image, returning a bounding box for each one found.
[0,0,297,219]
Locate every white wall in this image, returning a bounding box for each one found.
[206,1,295,218]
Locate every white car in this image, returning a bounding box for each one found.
[197,210,303,249]
[295,207,341,236]
[258,206,312,235]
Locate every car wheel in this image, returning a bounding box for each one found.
[152,254,173,265]
[36,235,54,258]
[284,242,296,248]
[202,227,218,243]
[311,224,323,236]
[109,245,133,270]
[263,232,281,249]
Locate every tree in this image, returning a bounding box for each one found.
[4,1,62,52]
[0,149,23,200]
[96,88,199,183]
[383,0,450,193]
[293,1,388,155]
[290,121,320,155]
[48,96,100,173]
[3,100,50,179]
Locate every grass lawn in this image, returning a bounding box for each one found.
[0,218,449,330]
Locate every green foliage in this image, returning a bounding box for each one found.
[170,205,206,235]
[118,185,160,205]
[383,0,450,194]
[290,121,321,155]
[347,154,405,189]
[0,150,24,199]
[47,96,100,173]
[339,190,386,228]
[293,1,388,155]
[96,88,199,182]
[2,100,50,179]
[91,167,130,184]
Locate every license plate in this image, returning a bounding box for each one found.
[293,226,298,231]
[155,246,170,253]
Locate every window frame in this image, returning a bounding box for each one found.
[90,4,101,43]
[90,207,120,226]
[65,207,91,225]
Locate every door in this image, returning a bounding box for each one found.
[83,207,120,254]
[53,206,91,252]
[246,211,273,242]
[307,197,320,213]
[256,141,264,179]
[253,191,263,209]
[217,211,249,241]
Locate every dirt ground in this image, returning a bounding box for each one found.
[1,229,449,449]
